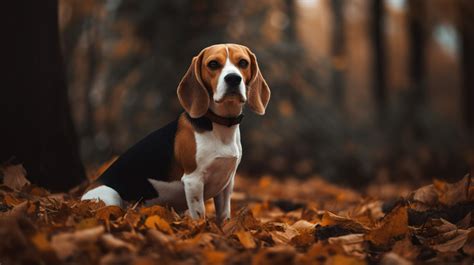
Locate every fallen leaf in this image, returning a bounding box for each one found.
[432,229,470,253]
[235,230,257,248]
[223,207,260,235]
[366,205,408,246]
[139,205,176,222]
[291,220,316,234]
[433,174,471,207]
[50,226,104,260]
[411,184,438,206]
[380,252,412,265]
[96,205,124,221]
[328,234,365,258]
[1,164,30,190]
[101,234,136,252]
[144,215,173,234]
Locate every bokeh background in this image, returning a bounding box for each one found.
[59,0,474,187]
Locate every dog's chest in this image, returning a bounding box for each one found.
[194,127,242,199]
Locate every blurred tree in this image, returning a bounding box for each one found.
[459,0,474,134]
[1,0,85,191]
[330,0,346,110]
[283,0,297,42]
[405,0,427,140]
[370,0,387,125]
[407,0,426,108]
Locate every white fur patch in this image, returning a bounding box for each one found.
[81,185,123,207]
[181,123,242,218]
[213,46,247,102]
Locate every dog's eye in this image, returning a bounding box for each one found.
[207,60,220,70]
[238,59,249,68]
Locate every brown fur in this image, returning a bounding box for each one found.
[245,47,270,115]
[173,113,197,178]
[177,50,209,118]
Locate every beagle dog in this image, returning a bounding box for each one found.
[81,44,270,221]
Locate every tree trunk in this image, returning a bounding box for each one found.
[407,0,426,108]
[370,0,387,124]
[283,0,297,43]
[330,0,346,110]
[459,0,474,134]
[1,0,85,191]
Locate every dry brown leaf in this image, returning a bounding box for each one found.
[328,234,365,258]
[322,211,369,232]
[223,207,260,235]
[1,164,30,190]
[411,184,438,205]
[139,205,176,222]
[462,229,474,256]
[235,230,257,248]
[366,205,408,246]
[147,229,174,246]
[433,174,471,206]
[178,233,215,251]
[432,229,470,253]
[75,217,100,230]
[3,193,25,206]
[96,205,124,221]
[50,226,104,260]
[291,232,314,247]
[291,220,316,234]
[391,236,419,260]
[380,252,412,265]
[144,215,173,234]
[349,200,385,228]
[101,234,136,252]
[415,218,471,253]
[269,223,299,245]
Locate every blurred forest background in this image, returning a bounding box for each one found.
[59,0,474,187]
[3,0,473,191]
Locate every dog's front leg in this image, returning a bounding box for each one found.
[214,174,235,223]
[182,174,205,219]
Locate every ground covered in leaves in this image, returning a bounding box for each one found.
[0,166,473,265]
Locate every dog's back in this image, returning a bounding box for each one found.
[96,118,179,201]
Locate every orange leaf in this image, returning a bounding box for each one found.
[144,215,173,234]
[95,205,124,221]
[235,230,256,249]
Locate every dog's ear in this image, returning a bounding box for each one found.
[177,50,209,118]
[245,47,271,115]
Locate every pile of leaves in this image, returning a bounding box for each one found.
[0,165,472,265]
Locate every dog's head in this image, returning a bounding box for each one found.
[177,44,270,118]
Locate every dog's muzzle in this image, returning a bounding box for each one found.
[217,73,246,103]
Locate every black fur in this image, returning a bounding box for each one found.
[185,113,213,131]
[98,118,179,201]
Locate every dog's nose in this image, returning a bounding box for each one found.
[224,73,242,87]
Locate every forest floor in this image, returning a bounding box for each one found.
[0,164,473,265]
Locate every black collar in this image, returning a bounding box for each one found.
[186,110,244,131]
[204,110,244,127]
